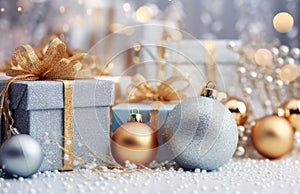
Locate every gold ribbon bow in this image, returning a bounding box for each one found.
[0,37,90,170]
[128,73,190,103]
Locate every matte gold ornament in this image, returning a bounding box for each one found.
[251,115,294,159]
[111,112,158,166]
[225,98,249,125]
[280,98,300,131]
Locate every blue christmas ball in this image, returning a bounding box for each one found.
[161,97,238,170]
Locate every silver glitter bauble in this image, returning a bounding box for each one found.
[0,134,43,177]
[161,97,238,171]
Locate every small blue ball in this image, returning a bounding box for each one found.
[0,134,43,177]
[161,97,238,170]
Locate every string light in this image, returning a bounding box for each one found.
[17,6,22,12]
[0,8,5,12]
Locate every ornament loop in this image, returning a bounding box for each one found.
[131,108,140,114]
[200,81,218,99]
[128,108,143,123]
[206,81,216,89]
[10,127,20,135]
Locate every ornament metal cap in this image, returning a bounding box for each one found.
[200,81,218,99]
[127,108,143,122]
[275,107,286,117]
[10,127,20,135]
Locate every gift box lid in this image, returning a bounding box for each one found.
[0,79,114,110]
[112,102,177,132]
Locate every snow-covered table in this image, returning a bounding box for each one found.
[1,153,300,194]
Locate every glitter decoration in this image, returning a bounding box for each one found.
[161,96,238,170]
[228,42,300,157]
[229,43,300,119]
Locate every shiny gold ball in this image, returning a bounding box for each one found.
[251,115,294,159]
[111,122,158,166]
[280,98,300,131]
[225,98,249,125]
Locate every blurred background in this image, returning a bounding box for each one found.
[0,0,299,65]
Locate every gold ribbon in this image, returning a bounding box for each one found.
[149,101,163,131]
[128,73,189,103]
[204,40,216,82]
[0,37,90,170]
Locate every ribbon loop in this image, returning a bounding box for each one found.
[6,37,90,80]
[0,37,91,170]
[128,73,189,103]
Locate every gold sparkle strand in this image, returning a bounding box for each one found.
[62,80,74,170]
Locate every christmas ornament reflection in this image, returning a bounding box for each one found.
[280,98,300,131]
[225,98,249,125]
[111,110,158,166]
[162,82,238,170]
[251,115,294,159]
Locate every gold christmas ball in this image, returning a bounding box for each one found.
[225,98,249,125]
[251,115,294,159]
[111,122,158,166]
[281,98,300,131]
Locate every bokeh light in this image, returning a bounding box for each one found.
[59,6,65,14]
[278,64,298,83]
[273,12,294,33]
[254,49,273,66]
[136,6,154,23]
[123,3,131,12]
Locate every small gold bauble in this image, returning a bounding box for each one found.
[111,122,158,166]
[251,115,294,159]
[225,98,249,125]
[280,98,300,131]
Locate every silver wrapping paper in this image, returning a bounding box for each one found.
[0,79,114,171]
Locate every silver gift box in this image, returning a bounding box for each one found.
[134,39,243,98]
[0,79,114,171]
